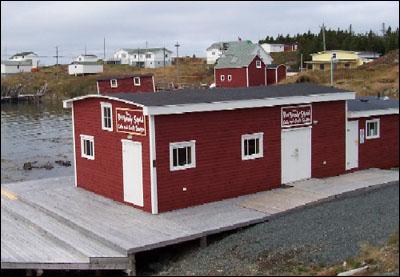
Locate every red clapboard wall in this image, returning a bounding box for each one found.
[97,75,155,94]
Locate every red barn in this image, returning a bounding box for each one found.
[96,74,155,94]
[64,83,388,214]
[214,54,267,88]
[267,64,287,85]
[346,96,399,171]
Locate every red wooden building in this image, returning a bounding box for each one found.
[96,74,155,94]
[63,84,398,214]
[266,64,287,85]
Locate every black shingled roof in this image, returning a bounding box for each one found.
[105,83,350,107]
[348,96,399,112]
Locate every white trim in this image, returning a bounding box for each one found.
[264,66,267,85]
[80,135,95,160]
[72,104,77,187]
[63,94,146,109]
[365,118,380,139]
[281,125,312,132]
[241,132,264,160]
[246,67,249,87]
[220,74,225,81]
[110,79,118,88]
[275,68,278,84]
[133,76,141,86]
[143,92,355,116]
[152,75,156,92]
[169,140,196,171]
[96,81,100,94]
[100,102,113,131]
[227,74,232,82]
[347,108,399,118]
[256,60,262,68]
[149,115,158,214]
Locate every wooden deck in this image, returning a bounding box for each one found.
[1,169,398,273]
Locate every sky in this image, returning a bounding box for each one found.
[1,1,399,65]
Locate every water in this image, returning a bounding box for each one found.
[1,102,74,183]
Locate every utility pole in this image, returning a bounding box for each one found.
[330,52,336,87]
[55,46,59,66]
[85,45,87,55]
[163,45,166,68]
[175,41,180,86]
[300,53,303,72]
[145,41,148,67]
[381,22,386,36]
[321,23,326,51]
[103,37,106,62]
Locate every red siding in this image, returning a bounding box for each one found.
[311,101,346,178]
[154,101,347,212]
[352,115,399,170]
[276,65,287,83]
[267,68,276,85]
[215,68,247,88]
[73,98,152,212]
[248,56,266,87]
[97,76,154,94]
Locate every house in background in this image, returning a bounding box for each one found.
[68,54,103,76]
[266,64,287,85]
[113,48,173,68]
[206,41,237,64]
[9,51,40,69]
[1,51,40,74]
[74,54,100,63]
[305,50,363,71]
[260,43,298,53]
[356,51,381,64]
[96,74,155,94]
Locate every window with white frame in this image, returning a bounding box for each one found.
[241,133,263,160]
[366,119,380,139]
[228,74,232,81]
[100,102,113,131]
[81,135,94,160]
[110,79,118,88]
[256,60,262,68]
[133,77,141,86]
[220,75,225,81]
[170,141,196,171]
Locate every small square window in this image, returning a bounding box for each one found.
[110,79,118,88]
[220,75,225,81]
[320,64,325,70]
[228,75,232,81]
[170,141,196,171]
[100,102,113,131]
[366,119,380,139]
[80,135,94,160]
[242,133,263,160]
[256,60,262,68]
[133,77,141,86]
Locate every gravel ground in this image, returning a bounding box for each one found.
[140,182,399,276]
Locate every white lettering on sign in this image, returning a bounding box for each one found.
[281,105,312,128]
[116,108,146,136]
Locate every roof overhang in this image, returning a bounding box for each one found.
[63,92,355,116]
[348,108,399,118]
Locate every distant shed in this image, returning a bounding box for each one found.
[96,74,155,94]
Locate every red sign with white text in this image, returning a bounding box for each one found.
[116,108,146,136]
[281,105,312,128]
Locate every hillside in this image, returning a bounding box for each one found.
[283,49,399,99]
[1,61,214,101]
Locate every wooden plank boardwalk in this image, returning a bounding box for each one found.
[1,169,398,273]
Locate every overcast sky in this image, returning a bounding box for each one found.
[1,1,399,65]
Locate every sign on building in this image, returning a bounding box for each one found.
[116,108,146,136]
[281,105,312,128]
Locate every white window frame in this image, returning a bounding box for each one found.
[228,74,232,82]
[110,79,118,88]
[241,132,264,160]
[366,119,380,139]
[133,77,141,86]
[100,102,113,131]
[80,135,95,160]
[169,140,196,171]
[220,75,225,81]
[256,60,262,68]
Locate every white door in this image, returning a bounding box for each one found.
[346,120,359,170]
[281,127,312,184]
[122,140,143,206]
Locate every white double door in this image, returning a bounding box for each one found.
[122,139,144,207]
[281,127,312,184]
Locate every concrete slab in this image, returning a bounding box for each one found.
[1,168,398,271]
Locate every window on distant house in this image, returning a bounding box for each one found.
[110,79,118,88]
[256,60,262,68]
[170,141,196,171]
[320,64,325,70]
[146,54,151,58]
[220,75,225,81]
[241,133,264,160]
[100,102,113,131]
[366,119,380,139]
[344,63,350,68]
[133,77,141,86]
[228,75,232,81]
[165,54,168,58]
[80,135,94,160]
[212,51,215,55]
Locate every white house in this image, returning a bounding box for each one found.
[356,51,381,64]
[74,54,99,63]
[206,40,273,65]
[113,48,173,68]
[68,62,103,76]
[260,43,285,53]
[9,51,40,69]
[1,60,33,74]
